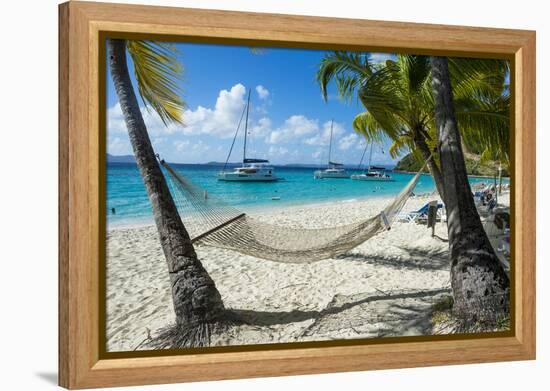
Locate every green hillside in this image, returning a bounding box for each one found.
[393,153,508,177]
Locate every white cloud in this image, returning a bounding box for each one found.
[107,102,182,136]
[268,115,319,144]
[142,109,182,135]
[108,83,251,141]
[173,140,190,152]
[312,149,323,159]
[106,85,387,166]
[107,136,132,155]
[192,140,211,153]
[250,117,272,138]
[304,121,345,146]
[338,133,358,150]
[182,83,247,138]
[369,52,395,64]
[152,137,165,146]
[254,104,269,115]
[106,103,128,134]
[173,139,211,157]
[255,85,270,100]
[268,146,289,157]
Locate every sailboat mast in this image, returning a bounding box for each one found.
[367,142,374,171]
[328,119,334,167]
[243,89,251,163]
[358,143,368,170]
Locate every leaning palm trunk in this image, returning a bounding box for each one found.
[108,39,225,339]
[413,133,446,202]
[431,56,509,323]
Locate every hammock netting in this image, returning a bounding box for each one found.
[161,161,426,264]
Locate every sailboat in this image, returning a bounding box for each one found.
[351,142,394,182]
[313,120,350,179]
[217,89,280,182]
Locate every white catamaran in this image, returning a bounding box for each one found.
[218,89,280,182]
[314,120,350,179]
[351,142,394,182]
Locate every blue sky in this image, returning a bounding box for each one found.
[106,42,397,165]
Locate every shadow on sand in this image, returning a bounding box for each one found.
[229,287,451,328]
[335,244,451,272]
[227,245,453,338]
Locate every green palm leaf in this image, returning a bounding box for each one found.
[352,112,385,142]
[316,51,373,101]
[388,134,415,159]
[397,55,431,95]
[449,58,509,101]
[455,95,510,165]
[317,51,510,170]
[127,40,186,125]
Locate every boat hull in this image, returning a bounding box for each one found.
[350,174,394,182]
[217,173,280,182]
[314,170,350,179]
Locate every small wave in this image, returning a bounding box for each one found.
[340,198,358,203]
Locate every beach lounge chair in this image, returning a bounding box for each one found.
[473,183,498,201]
[398,202,443,223]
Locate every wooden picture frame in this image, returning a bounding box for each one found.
[59,1,536,388]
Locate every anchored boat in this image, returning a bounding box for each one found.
[314,120,350,179]
[218,158,279,182]
[218,89,280,182]
[351,142,394,182]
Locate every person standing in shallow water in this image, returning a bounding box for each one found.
[112,207,116,215]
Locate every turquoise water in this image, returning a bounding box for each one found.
[106,162,504,226]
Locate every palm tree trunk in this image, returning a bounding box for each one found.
[108,39,225,328]
[431,56,509,322]
[413,133,446,202]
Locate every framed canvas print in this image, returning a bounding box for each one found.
[58,1,536,389]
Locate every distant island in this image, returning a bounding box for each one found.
[109,155,395,170]
[394,152,509,177]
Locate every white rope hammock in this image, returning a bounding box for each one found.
[161,160,428,263]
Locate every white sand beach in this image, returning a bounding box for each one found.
[106,192,510,352]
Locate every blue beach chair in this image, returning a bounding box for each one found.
[398,202,444,223]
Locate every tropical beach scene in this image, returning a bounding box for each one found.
[105,40,511,352]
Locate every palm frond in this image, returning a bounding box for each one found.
[352,112,386,142]
[449,57,509,101]
[398,55,431,95]
[388,134,415,159]
[455,95,510,164]
[316,51,373,101]
[357,66,406,137]
[315,51,510,169]
[126,40,186,125]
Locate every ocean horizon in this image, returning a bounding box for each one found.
[106,162,506,227]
